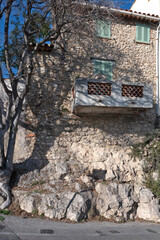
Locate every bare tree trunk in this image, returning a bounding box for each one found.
[0,97,24,209]
[6,98,23,171]
[0,106,5,168]
[0,169,11,209]
[0,128,12,209]
[0,135,5,168]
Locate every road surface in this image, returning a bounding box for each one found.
[0,215,160,240]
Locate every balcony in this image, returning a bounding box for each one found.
[71,78,153,115]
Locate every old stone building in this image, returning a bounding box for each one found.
[11,5,160,222]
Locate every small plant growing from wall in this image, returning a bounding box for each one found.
[131,130,160,198]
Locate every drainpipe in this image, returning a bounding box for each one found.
[156,21,160,116]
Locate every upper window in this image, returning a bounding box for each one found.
[93,59,113,81]
[136,23,150,43]
[96,20,111,38]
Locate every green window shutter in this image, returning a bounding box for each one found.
[104,22,110,38]
[96,20,110,38]
[94,59,113,81]
[103,61,113,80]
[143,26,150,43]
[136,24,150,43]
[94,59,103,74]
[136,25,143,42]
[96,20,103,37]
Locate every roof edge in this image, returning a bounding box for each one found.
[109,7,160,21]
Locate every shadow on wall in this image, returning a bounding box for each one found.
[11,17,156,186]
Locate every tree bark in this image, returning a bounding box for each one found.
[0,136,5,168]
[0,169,12,209]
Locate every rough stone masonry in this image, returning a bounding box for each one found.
[8,12,160,222]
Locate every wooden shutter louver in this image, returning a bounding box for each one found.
[144,26,150,43]
[136,25,143,42]
[96,20,110,38]
[94,60,113,81]
[136,24,150,43]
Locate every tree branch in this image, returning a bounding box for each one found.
[4,0,14,81]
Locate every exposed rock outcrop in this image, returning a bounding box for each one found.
[136,186,160,222]
[12,178,160,223]
[95,182,160,223]
[15,189,93,222]
[8,137,160,223]
[95,182,137,222]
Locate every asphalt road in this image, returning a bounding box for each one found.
[0,215,160,240]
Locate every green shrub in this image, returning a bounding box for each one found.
[0,209,11,215]
[131,130,160,199]
[0,216,4,221]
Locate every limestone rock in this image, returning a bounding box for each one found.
[66,191,93,221]
[139,188,154,203]
[95,182,137,221]
[96,183,160,222]
[75,182,82,191]
[38,192,74,219]
[137,200,160,222]
[55,162,68,179]
[80,175,92,184]
[136,187,160,222]
[19,195,35,213]
[105,168,116,181]
[16,189,93,222]
[152,171,159,181]
[15,181,160,223]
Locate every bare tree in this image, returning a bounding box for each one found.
[0,0,123,209]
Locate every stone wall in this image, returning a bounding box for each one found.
[12,15,160,222]
[15,16,157,167]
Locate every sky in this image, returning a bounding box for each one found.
[118,0,133,10]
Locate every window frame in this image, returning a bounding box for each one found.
[136,23,150,44]
[93,59,114,81]
[96,19,111,39]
